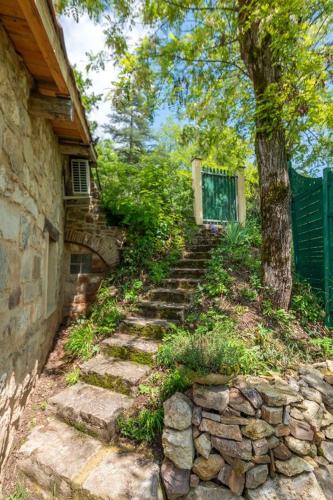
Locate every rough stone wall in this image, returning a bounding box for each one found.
[0,24,65,478]
[63,242,108,317]
[161,361,333,499]
[63,184,125,318]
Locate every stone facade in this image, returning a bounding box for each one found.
[0,23,65,476]
[0,21,121,480]
[161,361,333,499]
[63,182,124,318]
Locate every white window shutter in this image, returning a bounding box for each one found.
[71,159,90,194]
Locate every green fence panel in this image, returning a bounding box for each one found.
[202,167,238,223]
[289,165,333,326]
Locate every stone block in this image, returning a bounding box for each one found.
[262,405,283,425]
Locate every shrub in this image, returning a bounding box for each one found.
[117,408,164,443]
[99,145,194,275]
[157,312,264,375]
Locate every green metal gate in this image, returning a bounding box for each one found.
[289,166,333,326]
[202,167,238,223]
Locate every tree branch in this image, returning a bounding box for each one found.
[162,0,237,12]
[173,54,249,77]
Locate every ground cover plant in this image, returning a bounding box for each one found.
[157,218,333,377]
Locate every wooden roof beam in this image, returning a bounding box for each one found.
[59,142,91,158]
[28,93,73,121]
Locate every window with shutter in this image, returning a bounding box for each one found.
[71,159,90,194]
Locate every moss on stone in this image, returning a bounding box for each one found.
[103,345,154,366]
[81,372,131,396]
[124,324,168,340]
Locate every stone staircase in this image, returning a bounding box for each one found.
[17,228,219,499]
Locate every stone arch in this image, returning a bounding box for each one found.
[64,229,119,268]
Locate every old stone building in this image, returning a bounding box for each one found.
[0,0,120,479]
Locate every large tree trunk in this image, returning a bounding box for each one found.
[256,125,292,309]
[239,0,292,309]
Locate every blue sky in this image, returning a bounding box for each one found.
[61,14,173,135]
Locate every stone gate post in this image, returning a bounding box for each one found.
[192,157,203,225]
[237,167,246,225]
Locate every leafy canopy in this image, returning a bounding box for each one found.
[60,0,333,170]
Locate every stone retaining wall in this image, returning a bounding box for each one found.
[161,361,333,499]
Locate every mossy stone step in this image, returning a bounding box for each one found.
[80,354,151,396]
[163,278,201,290]
[189,244,216,252]
[170,267,206,279]
[119,317,175,338]
[18,419,162,499]
[176,258,209,269]
[101,333,159,365]
[50,382,133,442]
[149,287,192,304]
[184,251,211,259]
[136,300,187,321]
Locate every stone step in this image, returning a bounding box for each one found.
[192,235,220,244]
[18,419,162,499]
[49,382,133,442]
[120,317,176,338]
[170,267,206,279]
[101,333,159,365]
[149,287,192,304]
[136,300,187,321]
[176,258,208,269]
[163,278,201,290]
[80,354,151,396]
[184,251,211,260]
[189,244,215,252]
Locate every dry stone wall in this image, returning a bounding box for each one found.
[161,361,333,499]
[0,24,64,479]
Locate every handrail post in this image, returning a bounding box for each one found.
[192,157,203,225]
[237,166,246,225]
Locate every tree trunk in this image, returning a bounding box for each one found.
[256,124,292,309]
[239,0,292,309]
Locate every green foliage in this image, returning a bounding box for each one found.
[262,300,295,327]
[240,287,258,302]
[204,259,233,298]
[159,368,192,402]
[157,311,264,375]
[66,368,81,386]
[123,280,143,303]
[310,338,333,358]
[64,285,124,360]
[54,0,110,21]
[291,281,325,325]
[64,321,96,360]
[90,290,125,333]
[6,484,29,500]
[104,64,156,163]
[117,408,164,443]
[98,141,194,275]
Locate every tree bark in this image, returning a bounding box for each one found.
[238,0,292,309]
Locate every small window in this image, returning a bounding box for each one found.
[71,159,90,194]
[70,254,92,274]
